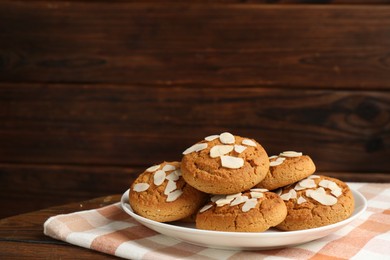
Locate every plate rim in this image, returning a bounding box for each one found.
[120,188,367,238]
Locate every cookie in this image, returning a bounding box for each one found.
[276,175,355,231]
[255,151,316,190]
[129,161,208,222]
[181,132,269,194]
[196,188,287,232]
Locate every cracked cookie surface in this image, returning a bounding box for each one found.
[196,191,287,232]
[276,175,354,231]
[181,134,269,194]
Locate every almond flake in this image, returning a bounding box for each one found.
[269,155,278,159]
[270,160,283,167]
[280,151,303,157]
[216,197,234,207]
[146,164,160,172]
[331,188,342,197]
[234,145,247,154]
[242,139,257,147]
[153,170,166,186]
[165,171,179,181]
[199,204,213,213]
[280,192,291,201]
[308,175,320,179]
[310,189,337,206]
[166,190,183,202]
[210,145,234,158]
[297,196,307,204]
[230,195,248,206]
[305,189,314,197]
[280,189,297,201]
[299,179,317,189]
[162,164,176,171]
[176,169,182,176]
[250,191,263,199]
[205,135,219,141]
[294,183,306,191]
[226,193,242,200]
[182,143,208,155]
[133,183,150,192]
[319,180,332,189]
[164,180,177,195]
[221,156,244,169]
[219,132,235,144]
[242,198,258,212]
[250,188,268,192]
[211,195,225,202]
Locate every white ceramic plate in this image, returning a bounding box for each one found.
[120,189,367,250]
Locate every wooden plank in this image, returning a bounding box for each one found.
[1,83,389,172]
[0,194,120,259]
[0,3,389,88]
[0,163,140,219]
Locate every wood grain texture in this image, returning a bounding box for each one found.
[0,163,140,218]
[1,83,389,172]
[0,2,390,88]
[0,195,120,259]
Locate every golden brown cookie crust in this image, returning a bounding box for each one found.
[196,191,287,232]
[181,135,269,194]
[129,161,208,222]
[256,155,316,190]
[276,175,354,231]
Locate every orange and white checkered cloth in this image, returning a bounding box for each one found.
[44,183,390,259]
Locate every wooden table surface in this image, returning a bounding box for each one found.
[0,195,122,259]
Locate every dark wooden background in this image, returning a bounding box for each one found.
[0,0,389,219]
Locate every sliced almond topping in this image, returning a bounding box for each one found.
[270,160,284,167]
[133,183,150,192]
[146,164,160,172]
[242,198,258,212]
[319,180,332,189]
[308,175,320,179]
[209,145,234,158]
[299,179,317,189]
[153,170,166,186]
[226,192,242,200]
[216,197,234,207]
[162,164,176,171]
[242,139,257,147]
[234,144,247,154]
[174,169,182,176]
[205,135,219,142]
[182,143,208,155]
[165,171,179,181]
[297,196,307,204]
[289,189,297,199]
[230,195,248,206]
[164,180,177,195]
[250,191,263,199]
[279,151,303,157]
[294,183,306,191]
[305,189,314,197]
[280,192,291,201]
[250,188,268,192]
[199,204,213,213]
[211,195,225,202]
[280,189,297,201]
[331,188,342,197]
[166,190,183,202]
[310,188,338,206]
[221,156,244,169]
[219,132,235,144]
[269,155,278,159]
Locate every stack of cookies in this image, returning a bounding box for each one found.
[129,132,355,232]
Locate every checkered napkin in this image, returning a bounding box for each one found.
[44,183,390,260]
